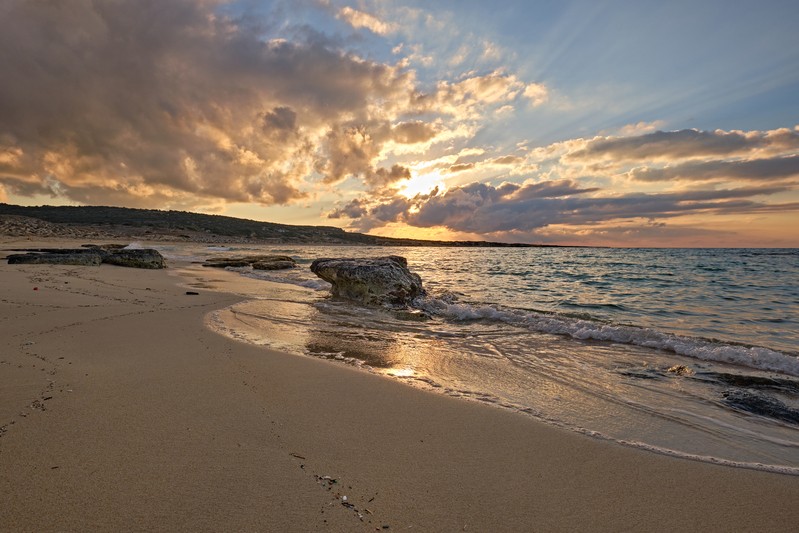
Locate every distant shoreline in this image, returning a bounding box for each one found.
[1,203,564,247]
[5,204,797,249]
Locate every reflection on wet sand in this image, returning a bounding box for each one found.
[192,260,799,473]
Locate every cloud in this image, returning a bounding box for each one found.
[1,1,550,210]
[615,120,668,136]
[314,123,413,189]
[523,83,549,106]
[367,164,412,189]
[328,197,369,219]
[569,128,799,161]
[411,70,547,119]
[629,155,799,182]
[333,178,798,235]
[391,121,439,144]
[491,155,524,165]
[446,163,476,173]
[329,194,412,231]
[0,0,417,207]
[337,6,396,35]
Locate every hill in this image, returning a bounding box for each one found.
[0,203,542,247]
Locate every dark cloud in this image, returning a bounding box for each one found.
[366,164,412,188]
[446,163,475,173]
[570,128,799,161]
[329,194,412,232]
[391,121,438,144]
[629,155,799,182]
[491,155,524,165]
[509,179,600,199]
[262,107,298,136]
[335,179,798,235]
[317,125,380,184]
[328,197,369,219]
[315,124,412,188]
[0,0,416,207]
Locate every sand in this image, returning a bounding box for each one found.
[2,239,799,532]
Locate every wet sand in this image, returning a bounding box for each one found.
[2,239,799,532]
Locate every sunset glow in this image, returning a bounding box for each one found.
[398,170,445,199]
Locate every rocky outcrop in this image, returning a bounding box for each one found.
[310,256,425,306]
[6,246,166,269]
[203,255,296,270]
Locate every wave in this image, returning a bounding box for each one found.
[416,296,799,377]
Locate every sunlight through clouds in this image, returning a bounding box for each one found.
[1,0,798,245]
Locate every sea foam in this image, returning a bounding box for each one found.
[417,296,799,377]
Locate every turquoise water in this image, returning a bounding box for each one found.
[156,244,799,472]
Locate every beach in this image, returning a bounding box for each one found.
[2,239,799,532]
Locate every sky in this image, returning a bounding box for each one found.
[1,0,798,246]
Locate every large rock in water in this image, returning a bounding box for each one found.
[310,256,424,306]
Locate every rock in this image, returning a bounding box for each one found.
[667,365,693,376]
[102,249,166,269]
[722,389,799,425]
[202,255,297,269]
[252,260,296,270]
[6,246,166,269]
[202,259,251,268]
[10,247,106,255]
[244,255,295,263]
[7,252,103,266]
[81,243,128,251]
[310,256,425,306]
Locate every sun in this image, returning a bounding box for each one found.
[398,169,446,199]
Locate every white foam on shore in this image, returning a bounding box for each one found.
[613,439,799,476]
[418,297,799,377]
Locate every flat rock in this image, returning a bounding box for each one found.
[202,255,296,269]
[7,252,103,266]
[102,249,166,269]
[310,256,425,307]
[252,260,296,270]
[202,260,251,268]
[7,246,167,269]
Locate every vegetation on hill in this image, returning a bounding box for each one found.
[0,203,543,247]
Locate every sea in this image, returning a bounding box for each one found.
[146,243,799,474]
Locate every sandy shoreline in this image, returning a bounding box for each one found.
[2,239,799,531]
